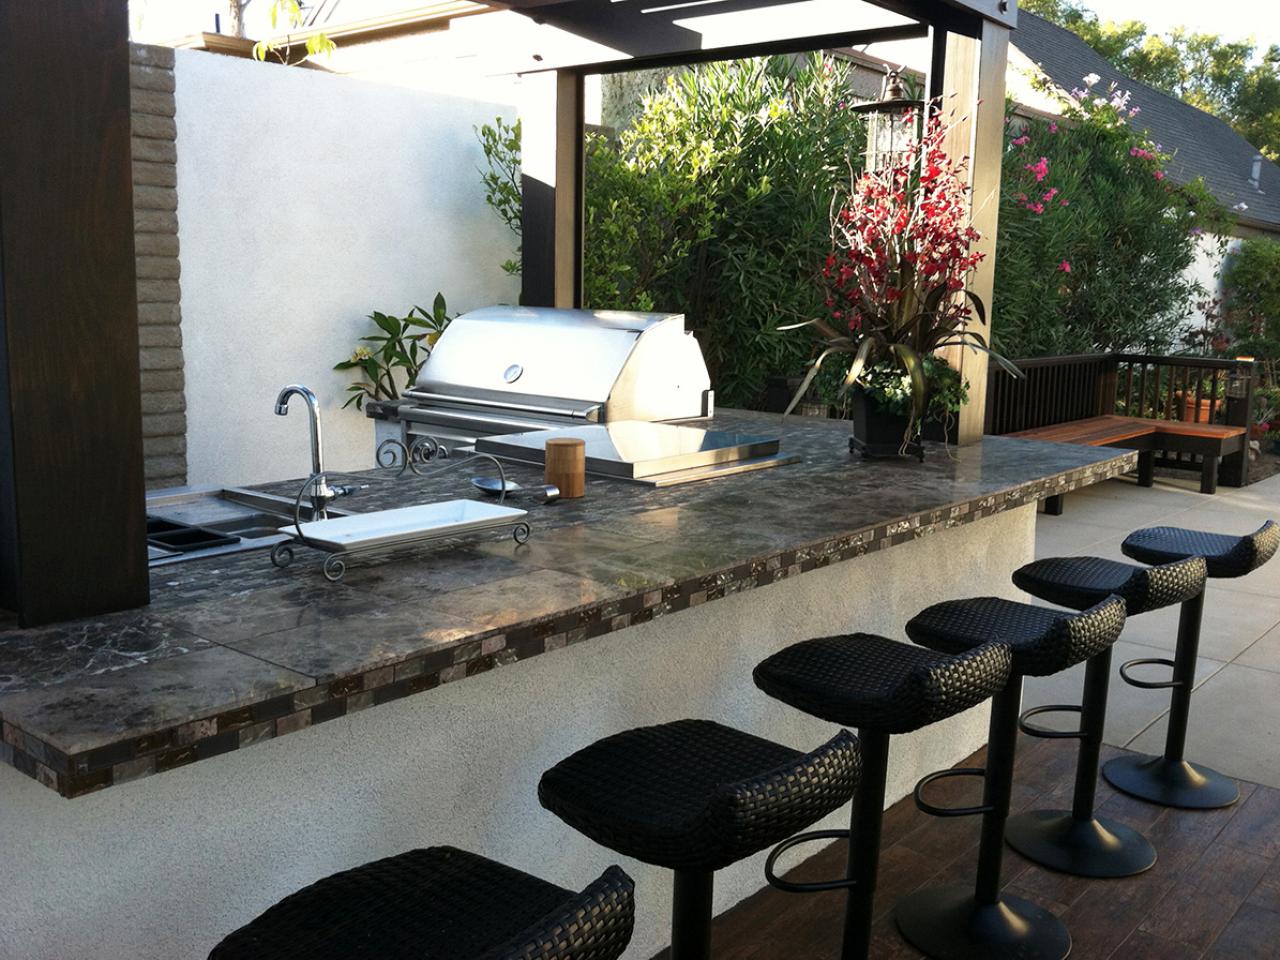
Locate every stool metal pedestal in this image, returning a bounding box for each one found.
[1103,589,1239,809]
[1006,648,1157,876]
[896,682,1072,960]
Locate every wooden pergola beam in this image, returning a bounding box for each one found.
[0,1,149,625]
[938,19,1011,442]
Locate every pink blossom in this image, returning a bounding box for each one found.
[1048,122,1058,134]
[1011,134,1030,146]
[1042,187,1059,202]
[1024,156,1050,182]
[1060,198,1069,207]
[1058,260,1072,273]
[1154,170,1166,181]
[1025,201,1045,214]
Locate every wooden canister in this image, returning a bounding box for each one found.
[544,437,586,499]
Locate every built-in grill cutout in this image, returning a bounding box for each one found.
[369,306,715,445]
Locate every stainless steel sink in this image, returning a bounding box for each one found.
[145,486,353,566]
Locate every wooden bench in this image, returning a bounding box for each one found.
[1011,415,1248,514]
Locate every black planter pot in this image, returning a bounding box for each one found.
[849,390,924,461]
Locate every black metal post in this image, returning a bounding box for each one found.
[842,729,889,960]
[1071,650,1110,821]
[670,869,713,960]
[974,681,1021,906]
[1164,589,1203,762]
[895,675,1071,959]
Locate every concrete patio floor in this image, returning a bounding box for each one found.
[1026,469,1280,789]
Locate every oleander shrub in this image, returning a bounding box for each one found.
[480,54,867,409]
[993,76,1228,358]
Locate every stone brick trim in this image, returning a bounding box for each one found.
[131,43,187,490]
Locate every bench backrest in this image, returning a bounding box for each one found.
[985,353,1257,436]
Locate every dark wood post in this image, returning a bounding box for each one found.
[1220,359,1256,487]
[0,1,149,625]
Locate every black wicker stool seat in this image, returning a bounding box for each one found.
[1122,521,1279,578]
[753,633,1012,734]
[1013,555,1207,615]
[906,595,1127,677]
[538,719,859,872]
[208,846,635,960]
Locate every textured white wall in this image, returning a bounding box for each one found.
[0,506,1035,960]
[173,49,520,486]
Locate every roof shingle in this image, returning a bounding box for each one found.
[1012,12,1280,230]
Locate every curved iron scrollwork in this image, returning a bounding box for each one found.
[273,436,527,582]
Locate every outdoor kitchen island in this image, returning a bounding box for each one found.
[0,412,1135,960]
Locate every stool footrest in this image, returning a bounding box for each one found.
[763,829,857,893]
[1018,704,1085,740]
[1119,657,1181,690]
[913,767,992,818]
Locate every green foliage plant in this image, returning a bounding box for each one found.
[477,54,868,408]
[993,74,1230,358]
[1219,237,1280,385]
[476,118,523,277]
[252,0,336,64]
[335,293,451,410]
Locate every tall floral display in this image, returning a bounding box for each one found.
[786,108,1017,457]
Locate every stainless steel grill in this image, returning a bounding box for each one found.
[369,306,714,445]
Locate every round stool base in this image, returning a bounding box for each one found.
[1102,754,1238,810]
[1006,810,1156,878]
[894,885,1070,960]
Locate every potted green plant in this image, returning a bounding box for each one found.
[335,293,452,410]
[783,109,1018,457]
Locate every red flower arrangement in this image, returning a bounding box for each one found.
[784,108,1018,426]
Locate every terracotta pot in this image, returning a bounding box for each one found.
[1178,395,1216,423]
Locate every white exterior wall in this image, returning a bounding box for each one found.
[173,49,520,486]
[0,506,1035,960]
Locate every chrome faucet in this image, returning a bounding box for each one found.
[274,384,335,519]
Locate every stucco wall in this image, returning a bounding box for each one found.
[0,505,1034,960]
[173,49,519,487]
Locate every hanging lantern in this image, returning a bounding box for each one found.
[851,68,923,174]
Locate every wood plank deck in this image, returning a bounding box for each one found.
[653,737,1280,959]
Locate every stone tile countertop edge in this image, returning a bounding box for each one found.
[0,413,1138,798]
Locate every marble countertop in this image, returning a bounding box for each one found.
[0,411,1135,798]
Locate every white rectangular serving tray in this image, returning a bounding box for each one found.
[282,500,528,553]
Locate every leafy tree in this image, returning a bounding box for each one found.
[1022,0,1280,159]
[993,77,1229,357]
[479,55,867,408]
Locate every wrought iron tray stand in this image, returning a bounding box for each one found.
[270,436,532,582]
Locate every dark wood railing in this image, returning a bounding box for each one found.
[986,352,1257,436]
[985,351,1258,486]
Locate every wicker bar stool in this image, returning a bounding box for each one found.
[538,719,860,960]
[207,845,635,960]
[1006,554,1207,876]
[896,595,1128,960]
[1102,520,1279,809]
[751,634,1011,960]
